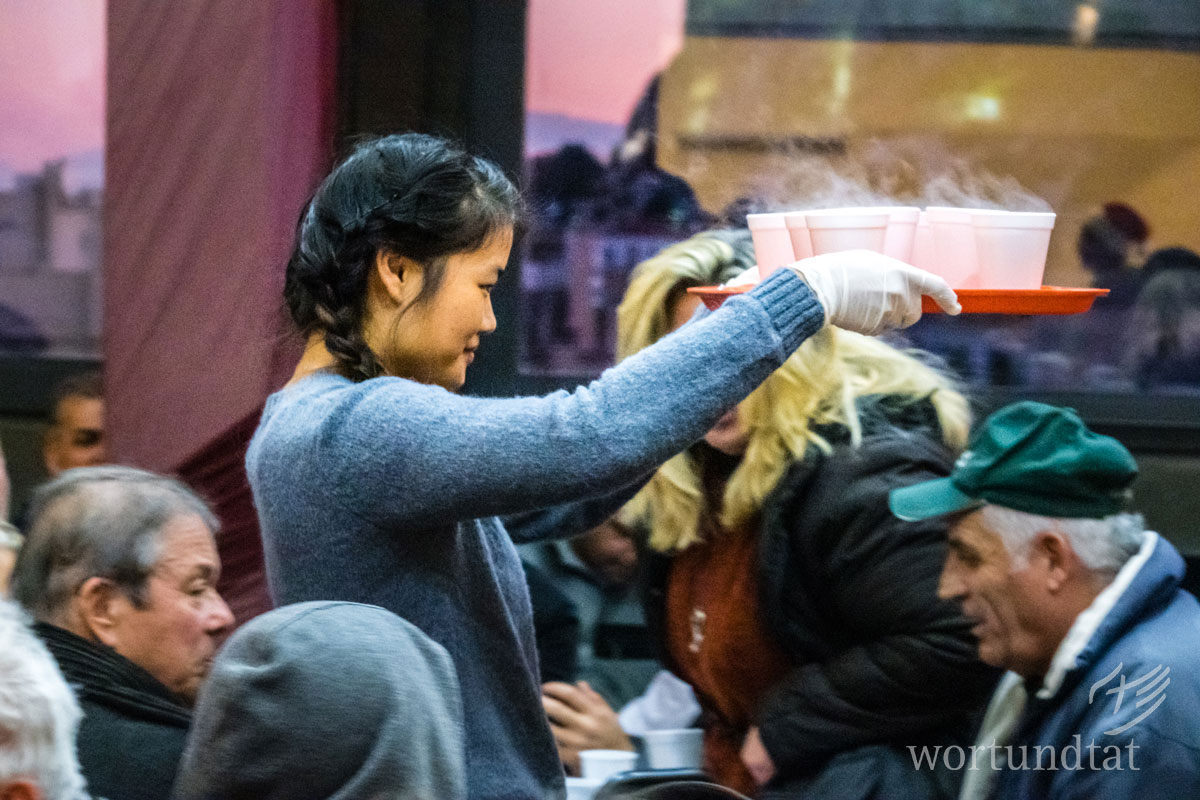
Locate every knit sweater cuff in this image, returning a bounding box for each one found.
[748,267,826,354]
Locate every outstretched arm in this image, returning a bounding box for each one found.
[254,256,956,529]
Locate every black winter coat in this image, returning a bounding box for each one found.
[36,623,191,800]
[643,398,1000,799]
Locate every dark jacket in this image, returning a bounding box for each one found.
[36,622,191,800]
[644,398,1000,799]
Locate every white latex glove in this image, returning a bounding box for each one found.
[788,249,960,335]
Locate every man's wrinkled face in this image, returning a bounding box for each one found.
[44,396,106,476]
[105,514,234,704]
[938,510,1054,678]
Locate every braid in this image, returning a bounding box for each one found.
[314,293,383,381]
[285,203,385,381]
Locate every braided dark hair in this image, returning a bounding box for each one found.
[284,134,521,380]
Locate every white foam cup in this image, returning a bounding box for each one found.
[879,206,921,262]
[803,209,890,256]
[746,213,796,279]
[925,206,981,288]
[579,749,638,782]
[641,728,704,770]
[782,211,814,261]
[968,209,1056,289]
[910,211,936,272]
[565,777,605,800]
[819,206,920,260]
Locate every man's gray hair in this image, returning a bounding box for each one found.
[0,599,88,799]
[12,465,218,619]
[980,505,1146,575]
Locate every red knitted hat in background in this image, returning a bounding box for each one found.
[1102,202,1150,244]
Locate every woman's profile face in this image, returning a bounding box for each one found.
[386,227,513,391]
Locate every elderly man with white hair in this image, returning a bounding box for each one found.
[11,466,234,800]
[0,599,88,800]
[889,401,1200,800]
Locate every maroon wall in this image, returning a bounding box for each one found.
[105,0,336,472]
[105,0,338,621]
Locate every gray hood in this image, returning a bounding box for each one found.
[171,601,465,800]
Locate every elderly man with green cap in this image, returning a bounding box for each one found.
[889,401,1200,800]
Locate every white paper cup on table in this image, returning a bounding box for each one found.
[746,213,796,279]
[642,728,704,770]
[925,206,981,288]
[782,211,814,261]
[579,749,638,781]
[565,776,605,800]
[803,209,890,256]
[969,209,1056,289]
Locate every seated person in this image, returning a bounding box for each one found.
[171,601,465,800]
[42,371,106,478]
[890,401,1200,799]
[11,466,235,800]
[1,434,10,519]
[1077,211,1145,310]
[523,515,660,707]
[0,519,19,596]
[591,230,997,798]
[543,668,701,776]
[522,557,582,684]
[0,598,89,800]
[1,434,17,592]
[1124,247,1200,390]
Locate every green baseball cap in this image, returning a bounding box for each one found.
[889,401,1138,521]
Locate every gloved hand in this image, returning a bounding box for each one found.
[788,250,960,335]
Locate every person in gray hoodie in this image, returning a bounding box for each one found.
[170,601,465,800]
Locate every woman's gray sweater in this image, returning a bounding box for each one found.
[245,268,823,800]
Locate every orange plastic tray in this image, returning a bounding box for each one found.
[688,285,1109,315]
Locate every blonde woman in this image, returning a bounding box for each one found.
[617,230,998,799]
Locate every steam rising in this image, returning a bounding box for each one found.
[734,139,1052,214]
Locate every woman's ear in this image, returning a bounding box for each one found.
[372,250,425,308]
[76,576,130,648]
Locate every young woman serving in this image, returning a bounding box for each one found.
[246,133,959,800]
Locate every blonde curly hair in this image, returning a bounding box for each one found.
[617,229,970,553]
